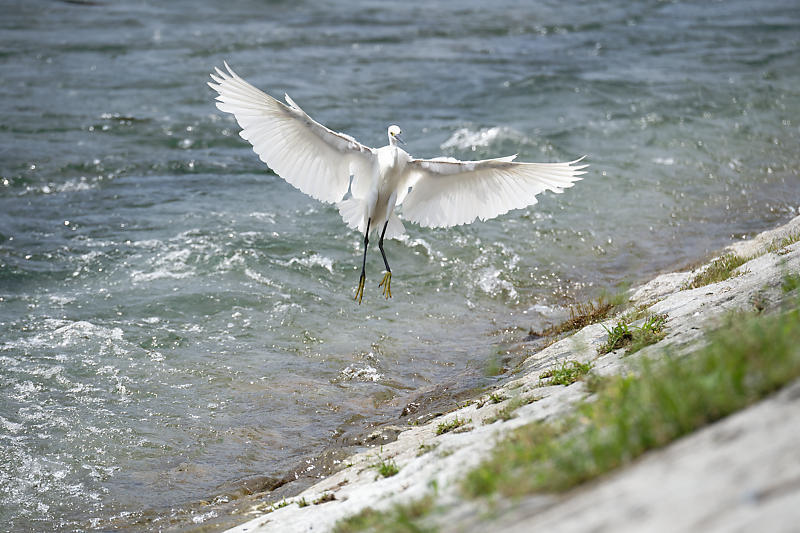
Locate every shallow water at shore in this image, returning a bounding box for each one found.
[1,0,799,529]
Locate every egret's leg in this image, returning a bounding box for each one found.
[355,218,371,304]
[378,220,392,299]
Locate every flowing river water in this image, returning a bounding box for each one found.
[1,0,799,530]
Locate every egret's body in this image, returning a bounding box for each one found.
[370,141,406,235]
[208,63,588,302]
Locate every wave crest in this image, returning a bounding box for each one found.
[439,126,530,154]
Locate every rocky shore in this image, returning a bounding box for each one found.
[227,215,800,533]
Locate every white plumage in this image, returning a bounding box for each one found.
[208,63,588,303]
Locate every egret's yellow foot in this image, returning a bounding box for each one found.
[355,272,366,304]
[379,271,392,299]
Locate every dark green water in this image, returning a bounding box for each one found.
[1,0,798,530]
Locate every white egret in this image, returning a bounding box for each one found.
[208,63,588,303]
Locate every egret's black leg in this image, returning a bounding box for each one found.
[378,219,392,299]
[354,218,371,304]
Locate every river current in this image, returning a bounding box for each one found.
[1,1,798,530]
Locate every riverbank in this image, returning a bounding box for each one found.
[224,214,800,532]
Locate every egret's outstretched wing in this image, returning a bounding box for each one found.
[402,156,588,228]
[208,63,377,204]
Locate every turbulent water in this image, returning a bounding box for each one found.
[1,0,799,530]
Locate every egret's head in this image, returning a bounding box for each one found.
[388,125,404,145]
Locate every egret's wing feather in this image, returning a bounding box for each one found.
[402,156,588,228]
[208,63,376,204]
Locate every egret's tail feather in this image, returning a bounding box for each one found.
[337,198,406,239]
[383,212,406,240]
[337,198,368,234]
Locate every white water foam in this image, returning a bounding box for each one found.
[23,177,96,196]
[285,254,335,274]
[131,248,194,283]
[397,235,441,261]
[440,126,528,152]
[477,268,518,299]
[340,364,383,382]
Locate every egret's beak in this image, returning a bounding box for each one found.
[396,134,406,145]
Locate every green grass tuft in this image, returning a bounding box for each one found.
[782,272,800,293]
[417,443,439,457]
[464,303,800,499]
[782,231,800,247]
[684,253,748,289]
[483,395,540,424]
[375,458,399,478]
[488,393,507,404]
[313,493,336,505]
[436,418,467,435]
[332,496,435,533]
[258,499,290,514]
[767,231,800,254]
[598,321,632,354]
[628,314,668,355]
[538,298,616,337]
[599,314,668,355]
[539,360,593,386]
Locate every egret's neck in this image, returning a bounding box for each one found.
[388,136,399,147]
